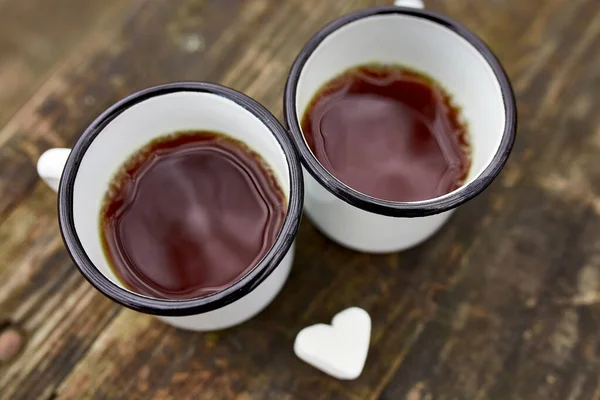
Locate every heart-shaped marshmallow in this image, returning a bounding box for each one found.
[294,307,371,380]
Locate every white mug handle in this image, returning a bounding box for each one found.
[394,0,424,8]
[37,148,71,193]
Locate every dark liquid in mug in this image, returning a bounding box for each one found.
[100,131,287,300]
[301,64,471,202]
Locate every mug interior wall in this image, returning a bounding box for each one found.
[72,91,291,289]
[295,14,506,197]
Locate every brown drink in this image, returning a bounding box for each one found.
[301,64,471,202]
[100,131,286,300]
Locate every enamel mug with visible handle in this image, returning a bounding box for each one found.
[37,83,303,331]
[284,3,517,253]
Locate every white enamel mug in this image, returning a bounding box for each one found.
[284,4,517,253]
[37,83,303,331]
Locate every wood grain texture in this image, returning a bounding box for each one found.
[0,0,139,128]
[1,0,600,399]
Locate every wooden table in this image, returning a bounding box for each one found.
[1,0,600,398]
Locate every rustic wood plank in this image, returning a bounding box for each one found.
[0,1,146,399]
[0,0,136,128]
[0,0,147,222]
[380,0,600,399]
[0,184,122,400]
[1,0,600,399]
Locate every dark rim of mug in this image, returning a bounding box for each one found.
[284,6,517,217]
[58,82,304,317]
